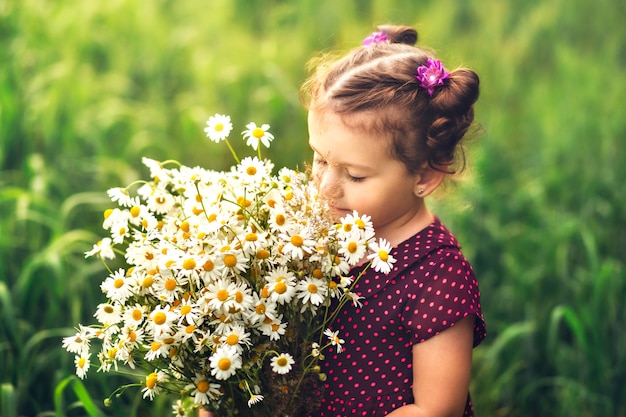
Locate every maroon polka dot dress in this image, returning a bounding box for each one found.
[312,217,486,417]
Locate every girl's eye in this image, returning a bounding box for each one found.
[347,173,365,183]
[314,157,327,166]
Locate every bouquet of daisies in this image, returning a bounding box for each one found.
[63,114,395,417]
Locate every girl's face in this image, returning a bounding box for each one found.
[308,109,427,243]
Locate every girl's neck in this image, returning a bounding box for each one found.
[378,204,435,248]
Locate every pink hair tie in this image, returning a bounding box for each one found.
[416,58,450,96]
[363,31,388,46]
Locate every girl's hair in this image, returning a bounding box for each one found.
[302,25,479,175]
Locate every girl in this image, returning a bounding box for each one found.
[304,25,486,417]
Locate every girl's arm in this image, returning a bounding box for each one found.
[386,315,475,417]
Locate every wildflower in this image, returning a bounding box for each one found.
[188,374,221,405]
[280,228,316,260]
[74,352,91,379]
[270,352,295,375]
[242,122,274,150]
[205,114,233,143]
[100,268,132,303]
[107,187,135,207]
[296,276,327,307]
[62,325,94,355]
[248,393,264,407]
[94,303,123,326]
[337,233,368,266]
[264,266,296,305]
[324,328,345,353]
[84,237,116,260]
[236,156,272,185]
[209,345,242,380]
[146,305,176,337]
[367,238,397,274]
[142,370,167,400]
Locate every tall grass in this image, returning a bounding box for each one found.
[1,0,624,416]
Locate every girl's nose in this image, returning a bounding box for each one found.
[318,169,341,200]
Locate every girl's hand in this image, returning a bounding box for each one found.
[199,409,214,417]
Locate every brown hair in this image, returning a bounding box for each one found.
[302,25,479,175]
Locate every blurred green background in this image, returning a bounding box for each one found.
[1,0,625,416]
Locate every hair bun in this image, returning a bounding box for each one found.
[378,25,418,46]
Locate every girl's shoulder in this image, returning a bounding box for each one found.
[393,216,463,266]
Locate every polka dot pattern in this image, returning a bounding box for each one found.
[312,217,486,417]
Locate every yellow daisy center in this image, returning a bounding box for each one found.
[252,127,265,138]
[256,249,270,259]
[274,281,287,294]
[277,356,288,367]
[146,372,158,389]
[164,278,177,291]
[113,278,124,289]
[378,250,389,262]
[290,235,304,247]
[275,214,286,226]
[142,276,154,288]
[307,283,318,294]
[197,380,210,393]
[218,358,232,371]
[217,289,229,301]
[226,334,239,345]
[153,312,167,325]
[77,357,87,368]
[182,258,196,270]
[347,242,358,253]
[132,309,143,321]
[215,123,224,132]
[180,305,192,316]
[224,254,237,268]
[246,166,257,175]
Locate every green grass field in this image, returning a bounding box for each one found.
[1,0,625,415]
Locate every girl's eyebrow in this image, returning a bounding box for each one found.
[309,143,374,172]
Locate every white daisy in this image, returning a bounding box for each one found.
[141,370,167,400]
[259,315,287,341]
[219,324,251,353]
[94,302,123,326]
[324,328,345,353]
[296,276,327,307]
[100,268,132,303]
[263,266,296,305]
[204,113,233,143]
[146,304,176,337]
[279,228,316,260]
[337,232,368,266]
[74,352,91,379]
[367,238,397,274]
[84,237,116,260]
[107,187,135,207]
[187,374,222,405]
[236,156,272,185]
[270,352,295,375]
[62,325,94,355]
[242,122,274,150]
[209,345,242,380]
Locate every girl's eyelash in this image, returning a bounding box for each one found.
[348,174,365,183]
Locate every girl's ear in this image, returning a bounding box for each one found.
[413,166,446,198]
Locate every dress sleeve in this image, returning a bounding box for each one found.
[400,247,486,346]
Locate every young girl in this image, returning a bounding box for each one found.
[304,25,486,417]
